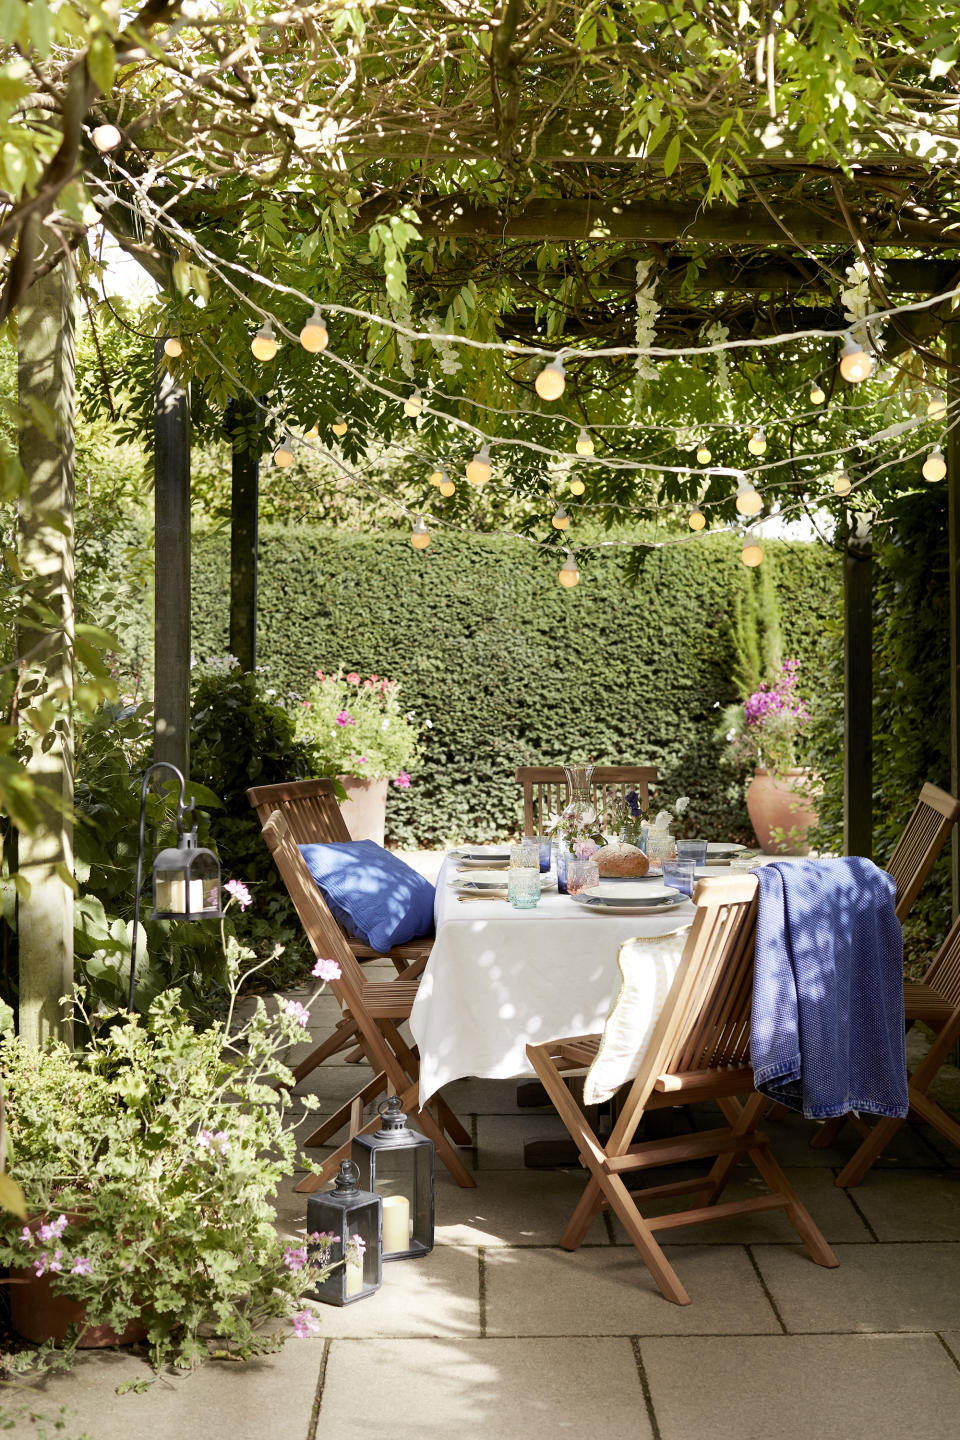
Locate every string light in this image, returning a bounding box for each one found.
[466,445,492,485]
[741,541,764,567]
[439,475,456,497]
[428,469,444,487]
[735,477,763,517]
[696,445,712,464]
[922,446,947,482]
[927,391,947,420]
[163,336,182,358]
[569,477,586,496]
[832,469,852,496]
[810,383,826,405]
[251,321,278,362]
[403,389,423,418]
[331,417,348,437]
[558,551,580,588]
[575,428,595,456]
[552,505,570,531]
[839,333,874,383]
[747,428,767,456]
[305,424,319,440]
[92,124,122,152]
[274,434,294,468]
[299,307,329,353]
[411,517,431,549]
[535,359,566,401]
[688,510,706,531]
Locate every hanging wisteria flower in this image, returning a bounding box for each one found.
[225,879,253,911]
[291,1309,322,1339]
[280,999,311,1028]
[312,958,341,982]
[283,1245,309,1272]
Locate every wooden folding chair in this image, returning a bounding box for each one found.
[526,874,839,1305]
[515,765,658,836]
[831,912,960,1186]
[261,810,475,1193]
[247,778,432,980]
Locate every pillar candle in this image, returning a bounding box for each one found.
[156,877,205,914]
[345,1253,363,1296]
[381,1194,410,1254]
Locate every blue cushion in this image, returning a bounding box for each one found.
[298,840,435,954]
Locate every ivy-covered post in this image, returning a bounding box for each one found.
[227,397,259,673]
[154,339,191,774]
[15,247,76,1045]
[843,510,873,859]
[948,325,960,917]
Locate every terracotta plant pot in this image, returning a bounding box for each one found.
[746,768,819,855]
[10,1268,147,1348]
[337,775,389,845]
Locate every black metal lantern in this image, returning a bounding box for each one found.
[129,762,224,1012]
[306,1160,382,1306]
[352,1096,435,1260]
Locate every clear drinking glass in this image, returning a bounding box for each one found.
[507,868,541,908]
[661,859,696,896]
[526,835,553,873]
[676,839,707,868]
[645,828,677,874]
[510,840,539,870]
[566,858,600,895]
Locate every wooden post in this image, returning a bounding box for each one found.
[948,324,960,916]
[843,511,873,858]
[154,340,191,774]
[227,398,259,673]
[16,250,76,1045]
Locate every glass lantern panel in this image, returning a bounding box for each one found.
[366,1147,433,1256]
[186,851,221,915]
[307,1193,381,1306]
[153,852,200,916]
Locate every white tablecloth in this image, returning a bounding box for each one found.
[409,854,696,1104]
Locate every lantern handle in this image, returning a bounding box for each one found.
[128,761,191,1014]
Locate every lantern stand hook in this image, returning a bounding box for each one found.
[129,761,192,1014]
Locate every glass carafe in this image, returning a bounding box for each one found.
[562,764,596,825]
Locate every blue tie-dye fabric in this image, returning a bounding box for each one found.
[750,858,908,1120]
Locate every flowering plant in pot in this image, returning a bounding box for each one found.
[0,894,342,1376]
[719,659,817,853]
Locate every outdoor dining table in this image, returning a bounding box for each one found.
[408,848,701,1108]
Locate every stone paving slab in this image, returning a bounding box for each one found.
[640,1333,960,1440]
[754,1241,960,1332]
[319,1336,653,1440]
[301,1242,481,1340]
[484,1243,781,1336]
[475,1112,585,1169]
[432,1168,612,1247]
[847,1169,960,1241]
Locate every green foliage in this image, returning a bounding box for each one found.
[293,669,421,781]
[0,984,333,1374]
[186,525,839,847]
[730,558,784,697]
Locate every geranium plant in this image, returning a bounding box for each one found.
[292,669,421,785]
[720,659,811,778]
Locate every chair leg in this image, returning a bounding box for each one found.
[747,1140,839,1268]
[834,1116,903,1189]
[595,1171,693,1306]
[907,1088,960,1153]
[300,1070,390,1149]
[288,1018,360,1085]
[809,1115,848,1149]
[559,1176,606,1252]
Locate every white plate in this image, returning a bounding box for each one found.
[448,869,519,890]
[583,881,682,903]
[455,857,510,870]
[449,878,509,897]
[705,842,748,857]
[571,891,691,915]
[450,848,512,863]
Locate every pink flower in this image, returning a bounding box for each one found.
[198,1129,230,1156]
[315,670,325,679]
[283,1246,309,1272]
[20,1226,33,1246]
[312,958,341,982]
[302,700,311,708]
[72,1256,92,1276]
[392,771,411,790]
[281,999,311,1028]
[346,672,361,684]
[33,1250,63,1277]
[38,1214,68,1243]
[291,1309,321,1339]
[225,878,253,911]
[335,710,355,727]
[358,755,367,764]
[370,674,379,681]
[573,838,597,859]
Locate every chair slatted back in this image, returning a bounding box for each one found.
[247,778,351,846]
[924,912,960,1009]
[515,765,658,835]
[885,782,960,922]
[260,810,367,1004]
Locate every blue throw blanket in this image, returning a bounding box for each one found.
[750,858,908,1120]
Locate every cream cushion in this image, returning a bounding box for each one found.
[583,930,690,1105]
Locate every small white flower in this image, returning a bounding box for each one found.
[675,796,690,814]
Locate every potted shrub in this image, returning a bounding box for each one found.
[292,670,422,844]
[0,924,340,1374]
[720,659,818,854]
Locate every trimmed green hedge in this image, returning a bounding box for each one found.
[188,527,840,846]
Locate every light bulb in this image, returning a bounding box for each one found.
[304,424,319,440]
[428,469,444,488]
[331,417,348,437]
[439,477,456,497]
[735,482,763,517]
[832,470,852,497]
[299,307,329,353]
[747,428,767,456]
[274,436,294,468]
[163,336,182,358]
[696,446,712,465]
[688,510,706,531]
[411,517,430,550]
[251,321,278,362]
[923,447,947,482]
[839,333,873,383]
[927,391,947,420]
[403,389,423,418]
[575,428,594,456]
[465,446,492,485]
[558,552,580,588]
[535,359,566,401]
[552,506,570,531]
[810,384,826,405]
[92,123,122,152]
[569,477,586,496]
[741,542,764,568]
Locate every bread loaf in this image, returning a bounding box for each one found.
[596,843,650,878]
